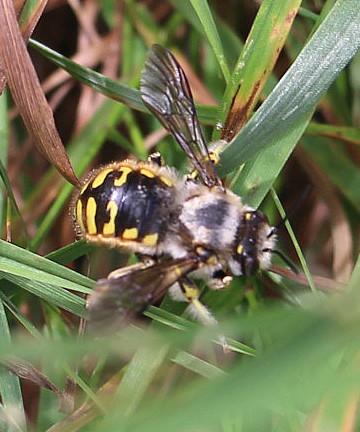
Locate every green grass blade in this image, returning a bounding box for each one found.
[99,300,360,432]
[0,292,42,339]
[306,122,360,146]
[214,0,301,141]
[0,240,93,292]
[230,119,308,207]
[188,0,230,82]
[145,307,256,356]
[45,240,94,265]
[171,351,225,379]
[219,0,360,176]
[0,160,29,242]
[270,189,316,292]
[0,299,26,432]
[29,38,217,126]
[1,274,85,317]
[299,7,319,22]
[0,257,91,294]
[29,39,144,113]
[114,344,169,417]
[224,0,360,206]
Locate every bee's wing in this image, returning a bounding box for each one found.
[87,257,198,332]
[140,44,222,189]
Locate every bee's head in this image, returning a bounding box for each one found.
[228,210,276,277]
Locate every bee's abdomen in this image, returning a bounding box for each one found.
[74,162,175,249]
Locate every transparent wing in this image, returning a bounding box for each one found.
[140,44,222,188]
[87,257,198,332]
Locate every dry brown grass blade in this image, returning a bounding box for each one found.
[340,393,359,432]
[0,0,45,93]
[270,264,345,292]
[3,357,72,413]
[303,393,359,432]
[0,0,80,188]
[47,371,122,432]
[175,51,217,106]
[37,33,118,96]
[72,1,121,133]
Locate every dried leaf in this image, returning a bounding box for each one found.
[0,0,80,187]
[2,357,72,413]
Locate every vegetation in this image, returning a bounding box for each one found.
[0,0,359,430]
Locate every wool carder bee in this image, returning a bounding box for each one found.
[72,45,276,334]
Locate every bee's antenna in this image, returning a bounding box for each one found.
[262,248,299,274]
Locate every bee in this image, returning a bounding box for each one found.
[72,45,276,333]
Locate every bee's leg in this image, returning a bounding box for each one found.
[108,258,154,279]
[147,152,164,166]
[169,277,228,351]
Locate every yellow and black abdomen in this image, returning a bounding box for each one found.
[73,161,176,253]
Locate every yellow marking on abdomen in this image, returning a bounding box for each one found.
[159,176,173,187]
[122,227,138,240]
[103,201,118,236]
[245,212,252,221]
[92,168,113,188]
[114,166,132,187]
[140,168,155,178]
[237,244,244,255]
[76,200,85,231]
[142,233,158,246]
[86,197,97,234]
